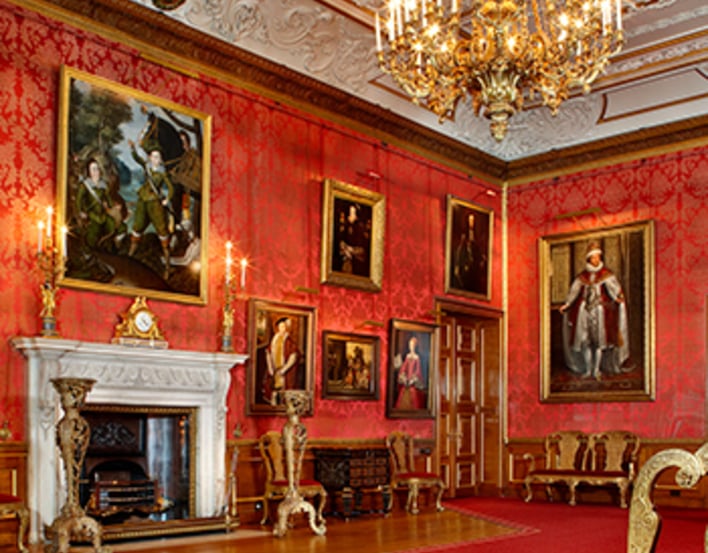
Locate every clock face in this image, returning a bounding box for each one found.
[134,310,154,333]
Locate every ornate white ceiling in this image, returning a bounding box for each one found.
[131,0,707,162]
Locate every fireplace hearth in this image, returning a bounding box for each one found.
[12,337,247,544]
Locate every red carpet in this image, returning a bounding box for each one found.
[431,497,708,552]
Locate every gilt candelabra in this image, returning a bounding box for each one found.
[36,206,66,337]
[221,241,248,352]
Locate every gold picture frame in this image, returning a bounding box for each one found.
[444,195,493,300]
[386,318,438,419]
[247,298,316,416]
[320,178,385,292]
[539,220,655,402]
[56,65,211,304]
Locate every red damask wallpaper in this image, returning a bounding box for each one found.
[0,1,502,441]
[507,148,708,438]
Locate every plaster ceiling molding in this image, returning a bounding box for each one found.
[626,5,708,38]
[169,0,269,42]
[607,36,708,76]
[453,95,605,161]
[264,2,376,92]
[136,0,378,93]
[123,0,707,167]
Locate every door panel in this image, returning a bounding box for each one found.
[436,308,503,498]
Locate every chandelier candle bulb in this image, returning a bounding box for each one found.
[616,0,622,30]
[376,13,382,51]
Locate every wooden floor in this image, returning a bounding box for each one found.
[29,509,517,553]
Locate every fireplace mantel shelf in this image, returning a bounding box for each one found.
[11,336,248,544]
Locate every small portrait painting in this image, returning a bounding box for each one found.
[445,195,493,300]
[322,331,380,400]
[247,299,316,415]
[321,178,385,292]
[387,319,437,419]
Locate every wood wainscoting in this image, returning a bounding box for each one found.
[226,436,437,525]
[0,442,27,548]
[506,437,708,509]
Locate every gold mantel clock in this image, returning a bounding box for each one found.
[113,296,168,348]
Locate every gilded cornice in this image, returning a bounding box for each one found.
[9,0,708,184]
[506,114,708,185]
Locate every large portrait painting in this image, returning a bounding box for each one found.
[444,195,493,300]
[56,66,211,304]
[322,331,380,401]
[386,319,438,419]
[247,299,316,416]
[539,220,655,403]
[320,178,385,292]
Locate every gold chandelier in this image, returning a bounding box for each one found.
[375,0,624,141]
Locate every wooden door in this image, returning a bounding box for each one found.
[436,306,503,498]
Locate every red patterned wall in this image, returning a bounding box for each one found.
[0,2,502,441]
[507,148,708,438]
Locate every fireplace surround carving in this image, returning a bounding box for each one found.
[11,337,247,544]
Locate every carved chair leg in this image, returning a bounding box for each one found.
[407,482,420,515]
[382,485,393,515]
[523,478,533,502]
[260,497,270,525]
[15,506,29,553]
[568,480,578,506]
[618,482,629,509]
[316,490,327,524]
[434,481,445,512]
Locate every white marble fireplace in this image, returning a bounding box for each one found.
[11,336,247,543]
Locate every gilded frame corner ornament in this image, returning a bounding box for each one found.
[539,220,655,403]
[56,65,211,305]
[320,178,385,293]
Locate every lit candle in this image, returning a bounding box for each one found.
[45,206,52,238]
[225,241,233,285]
[240,258,247,290]
[61,225,68,259]
[37,221,44,254]
[616,0,622,30]
[452,0,458,13]
[375,13,382,51]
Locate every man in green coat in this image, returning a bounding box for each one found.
[127,141,174,278]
